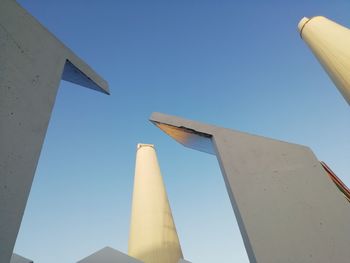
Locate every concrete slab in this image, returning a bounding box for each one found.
[150,112,350,263]
[77,247,142,263]
[0,1,109,262]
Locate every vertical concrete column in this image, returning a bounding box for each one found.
[128,144,183,263]
[0,1,109,262]
[299,16,350,105]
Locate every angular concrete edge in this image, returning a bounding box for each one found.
[149,112,304,154]
[77,247,143,263]
[178,259,192,263]
[62,55,109,95]
[150,112,350,263]
[149,112,215,154]
[16,0,110,95]
[10,254,33,263]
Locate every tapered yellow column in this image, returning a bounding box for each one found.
[299,16,350,105]
[128,144,183,263]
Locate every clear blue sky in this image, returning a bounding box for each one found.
[15,1,350,262]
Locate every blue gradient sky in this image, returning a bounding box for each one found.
[15,1,350,262]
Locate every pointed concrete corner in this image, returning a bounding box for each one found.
[178,259,191,263]
[149,112,215,154]
[10,254,33,263]
[77,247,143,263]
[150,112,350,263]
[62,59,109,95]
[0,1,109,262]
[298,15,350,105]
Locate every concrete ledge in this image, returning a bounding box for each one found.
[10,254,33,263]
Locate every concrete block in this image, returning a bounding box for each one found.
[0,1,109,262]
[77,247,143,263]
[150,112,350,263]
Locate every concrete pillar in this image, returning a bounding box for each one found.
[299,16,350,105]
[150,112,350,263]
[128,144,183,263]
[0,1,109,262]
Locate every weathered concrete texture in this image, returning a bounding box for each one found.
[150,112,350,263]
[10,254,33,263]
[0,0,109,262]
[77,247,142,263]
[129,144,183,263]
[299,16,350,105]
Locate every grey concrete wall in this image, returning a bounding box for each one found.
[150,112,350,263]
[77,247,143,263]
[0,1,109,262]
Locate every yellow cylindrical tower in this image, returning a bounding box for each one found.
[299,16,350,105]
[128,144,183,263]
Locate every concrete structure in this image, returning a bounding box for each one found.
[128,144,183,263]
[150,112,350,263]
[178,260,191,263]
[299,16,350,105]
[0,1,109,262]
[77,247,142,263]
[10,254,33,263]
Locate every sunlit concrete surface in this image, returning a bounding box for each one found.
[10,254,33,263]
[77,247,142,263]
[129,144,183,263]
[299,16,350,105]
[0,0,109,262]
[150,112,350,263]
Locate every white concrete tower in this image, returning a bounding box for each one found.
[299,16,350,105]
[128,144,183,263]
